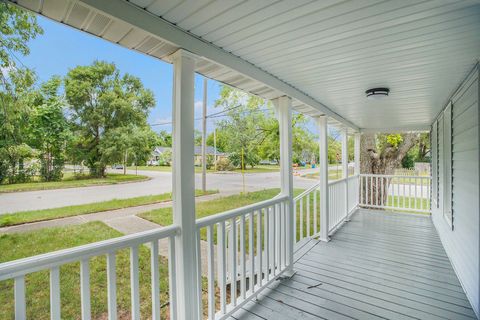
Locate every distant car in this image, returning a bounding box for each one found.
[112,164,124,169]
[259,160,278,165]
[147,160,159,166]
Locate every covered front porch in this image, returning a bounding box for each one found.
[232,209,476,320]
[1,0,479,319]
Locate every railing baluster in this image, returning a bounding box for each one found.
[256,210,262,288]
[150,241,160,320]
[14,276,26,320]
[130,246,140,320]
[207,225,215,320]
[421,178,424,211]
[106,252,117,320]
[271,205,276,276]
[276,203,281,271]
[218,221,226,314]
[50,266,61,320]
[306,194,310,237]
[313,190,317,235]
[230,217,237,306]
[196,231,203,317]
[299,198,303,240]
[249,211,255,292]
[264,208,270,281]
[282,201,287,269]
[240,214,246,300]
[168,236,177,320]
[415,177,418,210]
[80,259,91,320]
[293,198,297,243]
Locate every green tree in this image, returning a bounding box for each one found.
[100,125,158,174]
[360,132,421,205]
[28,77,71,181]
[64,61,155,177]
[157,130,172,147]
[0,67,37,183]
[213,86,264,169]
[0,2,43,68]
[0,2,43,183]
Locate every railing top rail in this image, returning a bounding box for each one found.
[360,173,431,179]
[347,174,360,181]
[0,225,180,281]
[328,177,348,186]
[294,182,320,201]
[196,194,288,228]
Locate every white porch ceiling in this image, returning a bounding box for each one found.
[11,0,480,131]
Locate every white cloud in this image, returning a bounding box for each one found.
[194,100,204,110]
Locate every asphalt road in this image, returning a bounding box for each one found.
[0,169,318,214]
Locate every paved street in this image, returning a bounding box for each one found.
[0,169,318,214]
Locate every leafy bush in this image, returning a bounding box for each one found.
[228,151,260,169]
[402,153,415,169]
[215,158,234,171]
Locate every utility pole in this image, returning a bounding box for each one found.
[213,128,217,171]
[201,77,207,192]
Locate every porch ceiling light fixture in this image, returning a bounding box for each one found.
[365,87,390,99]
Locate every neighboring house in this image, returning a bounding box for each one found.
[148,146,227,166]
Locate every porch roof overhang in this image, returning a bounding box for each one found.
[10,0,480,132]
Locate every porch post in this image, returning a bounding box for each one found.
[317,116,330,242]
[341,128,349,220]
[171,49,199,320]
[273,96,294,274]
[354,133,361,175]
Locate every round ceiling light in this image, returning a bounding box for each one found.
[365,87,390,99]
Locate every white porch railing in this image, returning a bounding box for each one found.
[294,175,360,241]
[196,195,290,320]
[359,174,431,213]
[294,183,320,242]
[0,225,180,320]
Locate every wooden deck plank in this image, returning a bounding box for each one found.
[298,254,471,306]
[236,210,476,320]
[294,263,476,319]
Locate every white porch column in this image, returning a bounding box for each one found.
[171,49,199,320]
[317,116,330,242]
[354,133,361,175]
[273,96,294,274]
[341,128,349,219]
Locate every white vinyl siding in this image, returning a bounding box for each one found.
[431,122,438,208]
[431,66,479,317]
[443,103,453,227]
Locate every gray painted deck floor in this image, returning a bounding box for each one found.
[230,209,477,320]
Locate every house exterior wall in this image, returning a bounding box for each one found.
[431,65,479,317]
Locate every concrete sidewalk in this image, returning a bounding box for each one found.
[0,192,223,234]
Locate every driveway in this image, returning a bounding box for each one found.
[0,169,318,214]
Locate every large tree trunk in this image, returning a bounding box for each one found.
[360,133,420,207]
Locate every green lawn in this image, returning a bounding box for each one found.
[385,195,430,214]
[140,188,309,243]
[303,170,344,181]
[128,164,312,174]
[0,222,172,319]
[0,173,148,193]
[0,189,217,227]
[129,164,283,173]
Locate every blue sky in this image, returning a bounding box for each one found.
[21,15,222,134]
[20,15,328,138]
